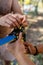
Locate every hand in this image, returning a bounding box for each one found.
[7,35,36,65]
[0,13,22,28]
[14,13,28,27]
[24,42,36,55]
[8,33,26,58]
[0,13,28,28]
[0,13,22,38]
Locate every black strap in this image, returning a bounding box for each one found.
[34,46,38,55]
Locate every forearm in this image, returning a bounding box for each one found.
[16,53,35,65]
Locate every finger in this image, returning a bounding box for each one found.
[23,22,28,27]
[4,22,10,27]
[24,44,32,54]
[15,16,21,25]
[6,19,13,25]
[6,19,16,28]
[10,14,21,25]
[24,42,33,51]
[28,46,33,54]
[18,14,24,21]
[8,16,20,28]
[18,32,23,41]
[28,43,33,47]
[21,16,28,27]
[22,15,26,23]
[24,42,28,47]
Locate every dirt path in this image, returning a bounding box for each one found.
[26,15,43,45]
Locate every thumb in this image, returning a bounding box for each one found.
[18,32,23,41]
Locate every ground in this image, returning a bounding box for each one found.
[26,14,43,65]
[26,15,43,45]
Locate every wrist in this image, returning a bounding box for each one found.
[15,52,26,60]
[15,53,24,62]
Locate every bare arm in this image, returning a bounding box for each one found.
[16,53,35,65]
[12,0,23,14]
[8,33,35,65]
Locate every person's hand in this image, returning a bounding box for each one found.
[24,42,36,55]
[14,14,28,27]
[8,33,26,58]
[0,13,22,38]
[0,13,28,28]
[7,33,36,65]
[0,13,21,28]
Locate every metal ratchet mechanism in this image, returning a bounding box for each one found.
[0,25,26,46]
[9,25,26,43]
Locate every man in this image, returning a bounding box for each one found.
[0,0,27,65]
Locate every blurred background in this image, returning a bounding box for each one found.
[16,0,43,65]
[19,0,43,14]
